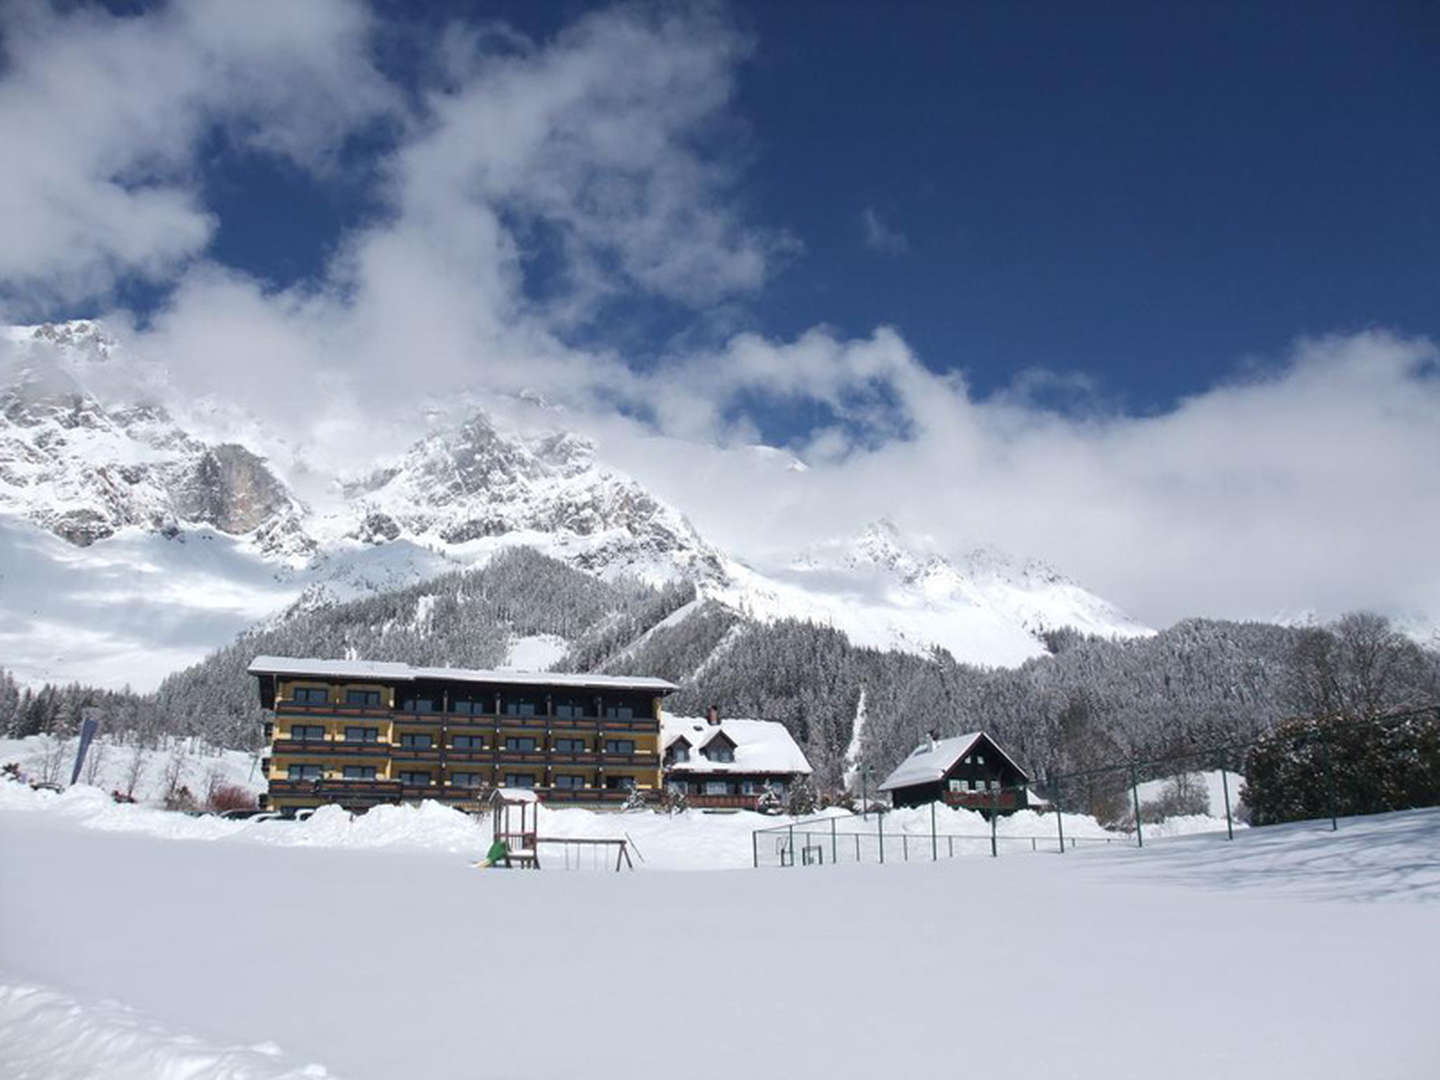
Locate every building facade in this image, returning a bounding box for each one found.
[877,731,1031,813]
[250,656,676,815]
[661,710,813,810]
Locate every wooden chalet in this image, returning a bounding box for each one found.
[249,656,677,815]
[878,731,1031,813]
[662,708,812,810]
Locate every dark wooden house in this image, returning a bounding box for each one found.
[878,731,1031,813]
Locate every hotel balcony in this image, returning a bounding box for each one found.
[270,740,392,758]
[274,701,393,720]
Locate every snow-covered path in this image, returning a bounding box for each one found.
[2,808,1437,1079]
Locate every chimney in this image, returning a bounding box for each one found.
[706,704,720,726]
[927,728,939,751]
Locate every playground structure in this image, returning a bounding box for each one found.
[485,790,637,871]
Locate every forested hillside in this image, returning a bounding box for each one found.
[5,546,1436,795]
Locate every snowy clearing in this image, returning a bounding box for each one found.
[2,796,1436,1080]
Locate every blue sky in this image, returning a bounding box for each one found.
[165,1,1440,421]
[2,0,1438,624]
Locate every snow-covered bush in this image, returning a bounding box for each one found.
[785,776,819,816]
[1242,708,1440,825]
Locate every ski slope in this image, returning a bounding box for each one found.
[1,795,1436,1080]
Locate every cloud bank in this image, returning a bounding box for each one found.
[0,1,1435,631]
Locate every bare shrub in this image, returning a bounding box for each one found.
[122,741,147,800]
[207,783,256,814]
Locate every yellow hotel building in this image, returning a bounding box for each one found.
[249,656,677,815]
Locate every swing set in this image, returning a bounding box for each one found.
[482,790,637,871]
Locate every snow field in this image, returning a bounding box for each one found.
[2,806,1437,1080]
[0,985,337,1080]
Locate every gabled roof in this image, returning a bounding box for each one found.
[247,655,678,693]
[661,714,812,776]
[877,731,1030,791]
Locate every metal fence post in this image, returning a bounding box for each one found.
[831,816,838,865]
[1220,759,1234,841]
[1130,762,1144,848]
[1054,774,1067,854]
[753,829,759,869]
[878,811,885,864]
[989,784,998,857]
[930,800,938,861]
[788,824,795,868]
[1320,729,1338,832]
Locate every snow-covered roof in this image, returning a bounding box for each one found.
[661,714,812,776]
[247,655,678,693]
[877,731,1030,791]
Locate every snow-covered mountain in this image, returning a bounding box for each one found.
[1,324,311,559]
[0,321,1151,687]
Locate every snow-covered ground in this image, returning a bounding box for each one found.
[2,794,1436,1079]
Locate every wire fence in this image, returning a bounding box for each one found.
[755,703,1440,869]
[754,810,1126,869]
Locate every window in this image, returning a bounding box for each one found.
[292,686,328,704]
[343,765,376,780]
[344,727,379,743]
[287,764,322,780]
[449,698,476,716]
[449,772,483,788]
[400,696,435,714]
[989,779,1000,791]
[703,743,734,763]
[704,779,731,796]
[553,737,587,754]
[554,699,587,719]
[770,781,787,798]
[553,774,587,790]
[976,753,985,765]
[503,773,536,789]
[504,736,537,753]
[666,779,688,794]
[948,779,963,792]
[398,771,432,786]
[666,744,690,764]
[740,779,756,795]
[503,698,539,716]
[603,703,634,720]
[345,689,381,707]
[399,732,433,749]
[606,775,637,791]
[604,739,635,755]
[291,725,326,741]
[451,735,485,749]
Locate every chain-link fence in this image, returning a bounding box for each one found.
[754,703,1439,869]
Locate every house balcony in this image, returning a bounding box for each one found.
[944,790,1025,811]
[267,778,403,803]
[538,787,634,805]
[686,793,763,811]
[595,752,660,768]
[270,740,391,758]
[275,702,393,720]
[443,748,495,764]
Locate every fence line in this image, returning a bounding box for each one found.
[754,703,1440,869]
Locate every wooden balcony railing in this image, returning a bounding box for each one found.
[944,790,1025,810]
[270,740,391,758]
[275,702,393,719]
[686,793,762,810]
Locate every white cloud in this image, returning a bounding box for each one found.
[860,206,908,254]
[0,0,395,313]
[0,2,1435,632]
